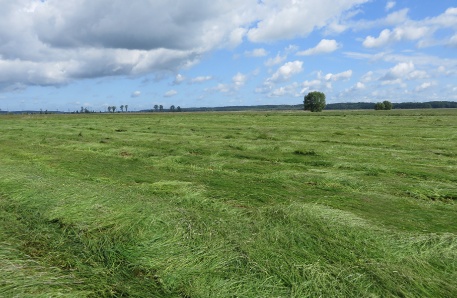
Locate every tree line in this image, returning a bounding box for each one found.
[325,101,457,110]
[152,105,182,112]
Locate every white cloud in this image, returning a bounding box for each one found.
[204,72,247,95]
[415,81,434,92]
[244,48,268,57]
[381,61,428,82]
[270,83,301,97]
[131,90,141,98]
[389,61,414,77]
[0,0,372,92]
[322,70,353,81]
[191,76,213,83]
[267,61,304,83]
[210,83,231,93]
[363,29,392,48]
[173,74,185,85]
[361,7,457,49]
[297,39,341,56]
[164,90,178,97]
[363,26,430,48]
[361,71,375,82]
[0,0,253,90]
[265,53,287,67]
[232,72,247,88]
[355,82,366,89]
[384,9,410,25]
[302,79,322,88]
[385,1,396,11]
[449,34,457,47]
[246,0,369,42]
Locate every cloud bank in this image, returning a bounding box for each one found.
[0,0,369,91]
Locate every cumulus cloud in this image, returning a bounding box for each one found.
[385,1,396,11]
[0,0,252,90]
[415,81,434,92]
[244,48,268,57]
[232,72,247,88]
[210,83,231,93]
[297,39,341,56]
[247,0,369,42]
[265,53,287,67]
[0,0,373,92]
[363,26,430,48]
[270,83,301,97]
[354,82,366,89]
[361,6,457,48]
[449,34,457,47]
[321,70,353,81]
[173,74,185,85]
[267,61,304,83]
[381,62,415,80]
[263,68,353,98]
[164,90,178,97]
[205,72,247,95]
[131,91,141,98]
[381,61,428,82]
[190,76,213,84]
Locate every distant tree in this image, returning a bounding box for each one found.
[375,102,385,110]
[125,105,128,112]
[170,105,175,112]
[375,101,392,110]
[304,91,326,112]
[107,106,112,113]
[120,105,124,112]
[159,105,163,112]
[80,106,84,113]
[177,106,182,112]
[112,106,116,113]
[383,100,393,110]
[154,104,159,112]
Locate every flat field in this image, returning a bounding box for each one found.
[1,109,456,297]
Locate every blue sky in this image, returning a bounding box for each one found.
[0,0,456,112]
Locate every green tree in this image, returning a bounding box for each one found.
[170,105,175,112]
[375,102,385,110]
[154,104,159,112]
[159,105,163,112]
[112,106,116,113]
[304,91,326,112]
[383,100,393,110]
[120,105,124,112]
[177,106,182,112]
[125,105,128,112]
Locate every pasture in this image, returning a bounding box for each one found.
[1,109,456,297]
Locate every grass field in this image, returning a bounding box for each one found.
[1,109,456,297]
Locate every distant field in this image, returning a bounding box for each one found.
[1,109,456,297]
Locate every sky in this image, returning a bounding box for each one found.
[0,0,456,112]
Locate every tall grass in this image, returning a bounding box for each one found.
[1,110,456,297]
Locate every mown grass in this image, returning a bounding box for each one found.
[1,109,456,297]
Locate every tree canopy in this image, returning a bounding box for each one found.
[375,101,393,110]
[304,91,326,112]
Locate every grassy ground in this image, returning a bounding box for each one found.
[1,109,456,297]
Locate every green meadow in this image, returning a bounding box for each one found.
[1,109,456,297]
